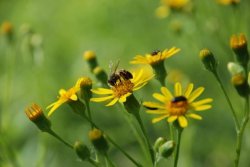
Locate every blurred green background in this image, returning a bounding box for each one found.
[0,0,250,166]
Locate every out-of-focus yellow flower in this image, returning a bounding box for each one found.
[162,0,190,9]
[47,81,81,116]
[167,69,189,84]
[91,69,154,106]
[130,47,180,65]
[156,0,191,19]
[216,0,240,5]
[1,21,12,35]
[144,82,212,128]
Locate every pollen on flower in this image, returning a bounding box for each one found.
[112,80,134,98]
[167,96,189,116]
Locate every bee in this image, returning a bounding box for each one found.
[108,61,133,86]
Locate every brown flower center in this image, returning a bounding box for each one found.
[112,80,134,98]
[167,96,189,116]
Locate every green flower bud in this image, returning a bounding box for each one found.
[231,73,249,97]
[93,66,108,86]
[159,140,175,158]
[230,34,249,66]
[76,77,93,101]
[83,50,98,71]
[199,49,217,73]
[25,103,51,132]
[154,137,167,152]
[1,21,13,42]
[74,141,90,161]
[89,128,109,154]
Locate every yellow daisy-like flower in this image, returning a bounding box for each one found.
[143,82,213,128]
[47,83,81,116]
[130,47,180,65]
[90,69,154,106]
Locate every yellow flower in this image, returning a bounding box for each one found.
[130,47,180,65]
[216,0,240,5]
[144,82,212,128]
[47,82,81,116]
[162,0,190,9]
[90,69,154,106]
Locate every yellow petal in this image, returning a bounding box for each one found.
[184,83,194,98]
[187,113,202,120]
[143,102,165,109]
[167,115,178,123]
[152,115,169,123]
[90,95,114,102]
[119,93,131,103]
[161,87,173,100]
[59,89,66,95]
[194,105,212,111]
[70,94,77,101]
[106,98,119,106]
[188,87,204,102]
[153,93,168,103]
[146,110,168,114]
[191,98,213,107]
[174,82,182,96]
[178,116,188,128]
[91,88,113,95]
[47,100,66,116]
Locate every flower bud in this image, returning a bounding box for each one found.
[231,73,249,97]
[159,140,175,158]
[76,77,93,101]
[227,62,244,76]
[1,21,13,42]
[25,103,51,132]
[93,66,108,86]
[89,128,109,154]
[154,137,167,152]
[199,49,217,73]
[74,141,90,161]
[230,34,249,66]
[83,50,98,71]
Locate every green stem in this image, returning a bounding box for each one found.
[104,152,115,167]
[46,129,73,149]
[234,96,249,167]
[213,71,240,130]
[106,135,142,167]
[86,101,94,128]
[133,112,155,164]
[174,128,183,167]
[81,114,142,167]
[88,158,100,167]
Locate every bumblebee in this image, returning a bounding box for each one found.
[108,62,133,86]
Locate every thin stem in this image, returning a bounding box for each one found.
[234,96,249,167]
[81,114,142,167]
[133,112,155,164]
[106,135,142,167]
[86,101,94,128]
[104,152,115,167]
[88,158,100,167]
[46,129,73,149]
[213,71,240,130]
[174,128,183,167]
